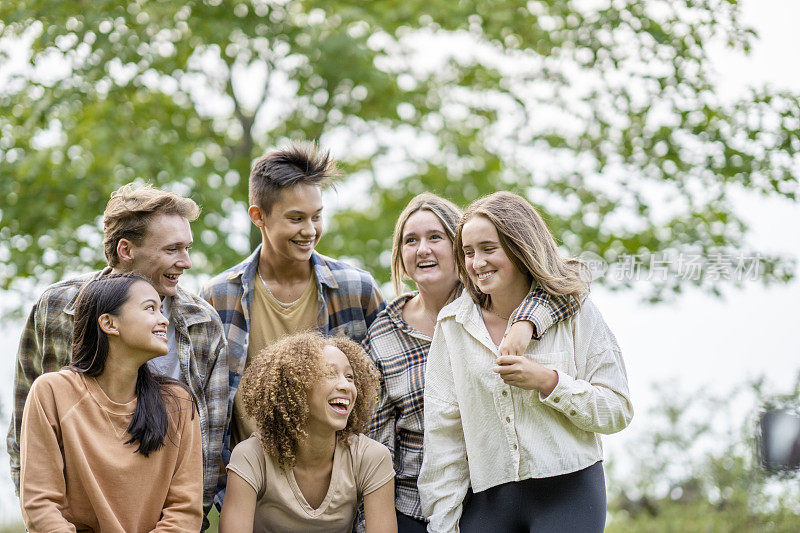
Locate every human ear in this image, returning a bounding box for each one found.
[116,238,135,264]
[98,314,119,336]
[248,205,265,227]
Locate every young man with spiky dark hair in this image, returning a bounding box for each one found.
[202,142,386,501]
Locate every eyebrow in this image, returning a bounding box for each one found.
[161,240,192,248]
[286,208,323,215]
[462,239,498,249]
[142,298,161,308]
[403,229,445,237]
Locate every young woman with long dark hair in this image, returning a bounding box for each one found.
[418,192,633,533]
[19,274,203,532]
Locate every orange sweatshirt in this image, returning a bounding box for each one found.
[20,369,203,532]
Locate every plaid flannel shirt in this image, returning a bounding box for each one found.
[363,286,578,521]
[200,245,386,504]
[6,269,229,521]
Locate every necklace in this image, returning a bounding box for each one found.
[258,269,303,308]
[487,305,509,321]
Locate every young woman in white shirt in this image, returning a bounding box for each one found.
[418,191,633,533]
[363,193,550,532]
[219,332,397,533]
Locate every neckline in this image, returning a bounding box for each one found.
[81,373,137,416]
[287,440,342,516]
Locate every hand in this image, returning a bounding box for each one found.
[498,320,534,357]
[493,355,558,395]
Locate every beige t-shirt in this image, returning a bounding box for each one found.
[232,272,319,447]
[227,434,394,533]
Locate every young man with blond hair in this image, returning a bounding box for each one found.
[7,183,228,526]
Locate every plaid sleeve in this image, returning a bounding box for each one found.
[363,335,396,460]
[509,286,578,340]
[199,322,229,518]
[362,278,386,334]
[7,302,44,493]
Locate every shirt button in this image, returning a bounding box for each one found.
[502,390,508,397]
[506,416,511,423]
[513,444,518,450]
[569,410,576,416]
[553,397,560,403]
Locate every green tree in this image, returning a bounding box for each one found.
[1,0,797,298]
[606,378,800,532]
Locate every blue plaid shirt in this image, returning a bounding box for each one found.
[200,245,386,504]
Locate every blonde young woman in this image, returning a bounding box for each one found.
[219,333,396,533]
[418,192,633,533]
[363,193,578,532]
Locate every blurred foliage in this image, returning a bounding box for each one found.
[606,376,800,532]
[0,0,798,300]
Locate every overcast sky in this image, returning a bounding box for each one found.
[1,0,799,526]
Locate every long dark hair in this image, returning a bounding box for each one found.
[70,273,191,456]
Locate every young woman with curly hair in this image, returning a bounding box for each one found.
[418,191,633,533]
[219,332,397,533]
[19,274,203,532]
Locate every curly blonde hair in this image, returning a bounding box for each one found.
[239,332,379,470]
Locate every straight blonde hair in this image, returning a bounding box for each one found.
[454,191,588,310]
[390,193,462,298]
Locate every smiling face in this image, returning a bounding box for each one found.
[256,183,323,265]
[400,209,458,293]
[306,345,358,434]
[461,215,530,298]
[107,280,169,360]
[123,214,193,297]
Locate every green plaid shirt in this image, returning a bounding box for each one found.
[6,268,229,519]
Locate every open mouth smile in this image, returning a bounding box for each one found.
[417,261,437,269]
[328,397,351,415]
[476,271,496,281]
[153,331,167,341]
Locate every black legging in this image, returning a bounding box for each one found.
[460,461,606,533]
[397,510,428,533]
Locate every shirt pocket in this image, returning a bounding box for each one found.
[528,350,576,377]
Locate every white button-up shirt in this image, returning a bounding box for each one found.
[418,293,633,532]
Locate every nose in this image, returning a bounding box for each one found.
[300,219,317,237]
[176,249,192,270]
[417,238,431,256]
[157,310,169,327]
[472,252,487,268]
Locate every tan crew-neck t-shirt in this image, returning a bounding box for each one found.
[227,434,394,533]
[231,272,319,447]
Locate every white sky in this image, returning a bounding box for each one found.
[1,0,799,526]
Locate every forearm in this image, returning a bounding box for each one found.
[418,395,469,533]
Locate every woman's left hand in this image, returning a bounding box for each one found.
[493,355,558,396]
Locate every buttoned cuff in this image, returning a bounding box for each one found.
[539,370,578,419]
